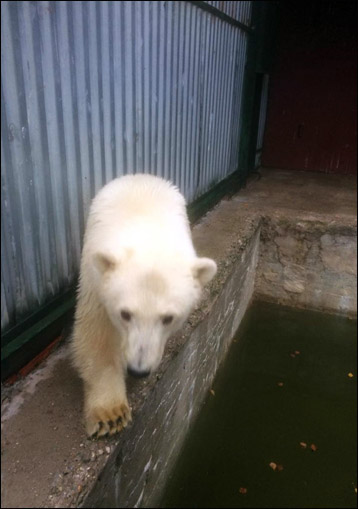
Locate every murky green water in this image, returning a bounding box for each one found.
[160,301,357,508]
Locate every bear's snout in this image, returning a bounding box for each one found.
[127,366,151,378]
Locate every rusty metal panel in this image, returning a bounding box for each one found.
[262,2,357,174]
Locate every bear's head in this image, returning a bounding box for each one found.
[92,248,217,378]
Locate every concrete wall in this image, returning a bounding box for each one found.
[256,215,357,316]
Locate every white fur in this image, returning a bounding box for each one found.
[72,174,217,437]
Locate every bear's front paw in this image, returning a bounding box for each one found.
[85,400,132,438]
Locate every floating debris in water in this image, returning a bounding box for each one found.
[210,389,215,396]
[299,442,307,449]
[310,444,318,452]
[239,487,247,494]
[277,382,284,387]
[269,461,283,471]
[348,372,354,378]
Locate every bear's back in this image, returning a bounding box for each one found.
[83,174,192,257]
[90,174,186,223]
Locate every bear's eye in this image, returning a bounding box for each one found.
[121,310,132,322]
[162,315,174,325]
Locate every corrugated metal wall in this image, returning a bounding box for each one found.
[1,0,251,332]
[204,1,251,24]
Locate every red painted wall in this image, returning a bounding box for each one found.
[262,1,357,174]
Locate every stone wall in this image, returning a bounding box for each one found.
[255,214,357,317]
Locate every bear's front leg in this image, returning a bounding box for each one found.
[84,365,132,438]
[72,291,132,438]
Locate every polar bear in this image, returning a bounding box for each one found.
[72,174,217,437]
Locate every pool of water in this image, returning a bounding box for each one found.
[160,301,357,508]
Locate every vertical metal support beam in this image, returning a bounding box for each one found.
[237,2,261,185]
[237,1,279,183]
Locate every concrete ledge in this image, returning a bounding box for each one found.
[235,169,357,318]
[1,199,261,509]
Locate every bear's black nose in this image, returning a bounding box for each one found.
[127,366,151,378]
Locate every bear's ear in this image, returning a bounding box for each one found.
[192,257,217,287]
[93,251,118,275]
